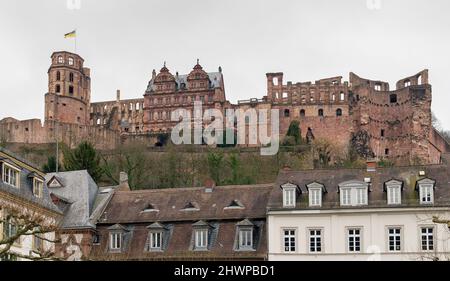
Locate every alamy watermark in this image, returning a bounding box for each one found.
[366,0,382,10]
[67,0,81,10]
[170,101,280,156]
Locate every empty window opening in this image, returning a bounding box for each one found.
[300,109,306,117]
[404,80,411,87]
[56,71,61,81]
[418,75,422,85]
[56,85,61,93]
[282,92,288,99]
[284,109,290,117]
[381,129,385,137]
[385,148,390,155]
[375,84,381,91]
[318,109,324,117]
[336,108,342,117]
[390,94,397,103]
[69,72,74,82]
[340,92,345,101]
[69,86,74,95]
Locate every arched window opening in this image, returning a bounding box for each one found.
[68,57,74,66]
[300,109,306,118]
[58,56,64,64]
[56,71,61,81]
[404,80,411,87]
[69,72,74,82]
[284,109,290,117]
[336,108,342,117]
[318,109,324,117]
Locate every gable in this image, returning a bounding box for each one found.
[47,176,63,188]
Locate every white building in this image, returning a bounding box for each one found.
[0,148,62,261]
[267,160,450,261]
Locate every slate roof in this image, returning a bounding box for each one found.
[269,158,450,210]
[97,183,272,224]
[0,148,61,214]
[45,170,115,229]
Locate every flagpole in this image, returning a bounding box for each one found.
[75,29,77,53]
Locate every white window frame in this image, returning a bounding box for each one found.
[238,228,253,250]
[419,184,434,204]
[347,228,362,253]
[387,227,402,252]
[2,163,20,188]
[283,187,296,208]
[33,178,44,198]
[340,184,368,206]
[282,228,296,253]
[309,188,322,207]
[109,232,122,251]
[149,231,163,251]
[308,229,323,253]
[194,229,208,250]
[420,226,435,252]
[387,185,402,205]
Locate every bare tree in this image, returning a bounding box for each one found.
[0,204,60,261]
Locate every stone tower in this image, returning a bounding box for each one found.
[44,51,91,125]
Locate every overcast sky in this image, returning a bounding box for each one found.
[0,0,449,129]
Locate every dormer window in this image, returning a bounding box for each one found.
[2,163,20,188]
[307,182,327,207]
[224,199,245,210]
[145,222,168,252]
[339,181,369,206]
[192,221,212,251]
[107,224,129,252]
[416,178,435,205]
[236,219,257,251]
[384,180,403,205]
[182,201,200,211]
[281,183,300,208]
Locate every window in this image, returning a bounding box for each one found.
[57,56,64,64]
[284,109,290,117]
[385,149,390,156]
[318,109,324,117]
[419,184,434,204]
[309,188,322,207]
[69,86,74,95]
[348,228,361,252]
[283,186,296,208]
[387,186,401,205]
[283,229,296,252]
[149,231,163,251]
[332,94,336,102]
[339,182,369,206]
[336,108,342,117]
[356,188,367,205]
[3,216,17,239]
[341,188,351,206]
[421,227,434,251]
[340,92,345,101]
[387,228,401,252]
[33,178,43,198]
[381,129,385,137]
[33,233,43,252]
[194,229,208,250]
[109,232,122,250]
[2,164,19,187]
[68,57,74,66]
[309,230,322,253]
[69,72,74,82]
[238,228,253,250]
[56,71,61,81]
[56,84,61,93]
[300,109,305,117]
[390,94,397,103]
[404,80,411,87]
[374,84,381,91]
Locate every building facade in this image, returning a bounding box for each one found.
[0,148,62,261]
[267,156,450,261]
[1,51,449,164]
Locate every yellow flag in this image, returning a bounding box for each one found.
[64,30,76,38]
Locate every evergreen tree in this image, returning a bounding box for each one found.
[63,141,103,182]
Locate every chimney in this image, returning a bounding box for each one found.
[116,90,121,102]
[117,171,130,191]
[204,179,216,193]
[366,159,377,172]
